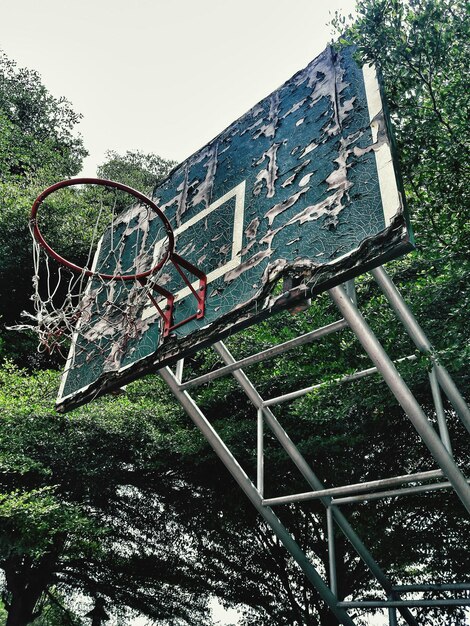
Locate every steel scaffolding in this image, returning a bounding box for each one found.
[158,266,470,625]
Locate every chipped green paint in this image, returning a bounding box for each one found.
[58,45,412,411]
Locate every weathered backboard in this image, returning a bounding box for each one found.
[57,45,413,411]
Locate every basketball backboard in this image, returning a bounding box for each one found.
[56,45,413,411]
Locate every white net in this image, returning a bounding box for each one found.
[16,181,172,363]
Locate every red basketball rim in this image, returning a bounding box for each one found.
[30,177,175,281]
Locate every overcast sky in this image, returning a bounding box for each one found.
[1,0,357,178]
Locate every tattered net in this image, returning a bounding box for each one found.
[17,179,173,363]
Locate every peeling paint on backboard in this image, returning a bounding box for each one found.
[57,45,412,411]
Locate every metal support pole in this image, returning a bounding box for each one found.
[262,469,443,507]
[175,358,185,384]
[429,367,453,455]
[330,478,470,506]
[257,407,264,496]
[263,355,417,407]
[339,599,470,608]
[213,341,419,626]
[159,366,357,626]
[327,506,338,597]
[344,279,357,306]
[388,596,398,626]
[179,319,347,391]
[371,265,470,434]
[393,583,470,592]
[329,284,470,514]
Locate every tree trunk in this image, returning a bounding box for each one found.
[3,550,59,626]
[6,587,42,626]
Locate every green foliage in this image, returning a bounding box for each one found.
[0,599,7,623]
[0,362,217,624]
[0,51,86,184]
[97,149,176,195]
[0,592,84,626]
[0,51,87,366]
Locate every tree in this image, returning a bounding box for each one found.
[97,150,176,196]
[0,592,83,626]
[0,51,86,184]
[333,0,469,254]
[0,50,87,365]
[0,51,211,625]
[0,363,222,626]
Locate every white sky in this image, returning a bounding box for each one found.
[0,0,357,177]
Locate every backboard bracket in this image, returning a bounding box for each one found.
[282,276,312,315]
[140,254,207,338]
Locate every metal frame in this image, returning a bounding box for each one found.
[157,266,469,625]
[140,253,207,338]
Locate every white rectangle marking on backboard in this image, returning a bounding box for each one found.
[362,63,401,227]
[142,180,246,321]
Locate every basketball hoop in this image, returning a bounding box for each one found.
[30,177,175,280]
[22,178,206,358]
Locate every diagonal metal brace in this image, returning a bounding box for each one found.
[159,364,357,626]
[213,341,419,626]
